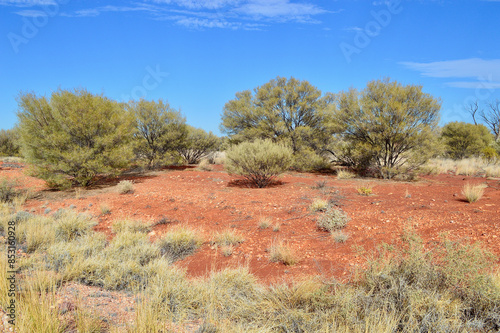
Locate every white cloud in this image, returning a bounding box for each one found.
[401,58,500,89]
[235,0,325,19]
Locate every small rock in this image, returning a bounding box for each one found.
[89,203,93,207]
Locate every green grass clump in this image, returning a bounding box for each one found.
[317,207,350,232]
[156,227,203,262]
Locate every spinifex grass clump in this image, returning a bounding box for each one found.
[317,207,350,232]
[309,198,328,212]
[462,183,486,203]
[156,226,203,262]
[225,139,292,188]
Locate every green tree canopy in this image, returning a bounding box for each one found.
[128,99,187,168]
[177,126,220,164]
[333,78,441,179]
[441,122,493,159]
[220,76,335,160]
[0,128,20,157]
[17,89,134,187]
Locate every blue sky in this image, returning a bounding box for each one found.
[1,0,500,135]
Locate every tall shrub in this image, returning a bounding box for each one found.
[17,89,134,188]
[225,139,292,188]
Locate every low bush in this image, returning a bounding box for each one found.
[225,139,292,188]
[317,207,350,232]
[0,177,18,203]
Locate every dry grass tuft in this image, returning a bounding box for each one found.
[269,239,298,265]
[309,198,329,212]
[117,180,135,194]
[336,169,356,179]
[462,183,486,203]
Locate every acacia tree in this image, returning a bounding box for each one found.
[177,126,220,164]
[129,99,187,168]
[441,122,493,159]
[17,89,134,188]
[333,79,441,179]
[220,76,335,170]
[0,128,20,157]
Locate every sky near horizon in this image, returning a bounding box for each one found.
[1,0,499,135]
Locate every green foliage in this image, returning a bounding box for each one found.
[178,125,220,164]
[441,121,493,159]
[129,99,187,169]
[225,139,292,188]
[0,128,21,157]
[333,78,441,179]
[0,177,18,203]
[16,89,134,188]
[221,76,335,169]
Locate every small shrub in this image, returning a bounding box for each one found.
[272,223,280,232]
[356,183,373,196]
[0,177,18,203]
[211,229,245,247]
[269,240,298,265]
[309,199,328,212]
[317,207,350,231]
[112,219,151,234]
[332,231,349,243]
[462,183,486,203]
[225,139,292,188]
[157,227,203,262]
[258,217,271,229]
[117,180,135,194]
[336,169,356,179]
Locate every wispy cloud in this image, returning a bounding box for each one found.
[46,0,329,29]
[401,58,500,89]
[0,0,56,6]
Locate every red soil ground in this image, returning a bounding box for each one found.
[2,162,500,285]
